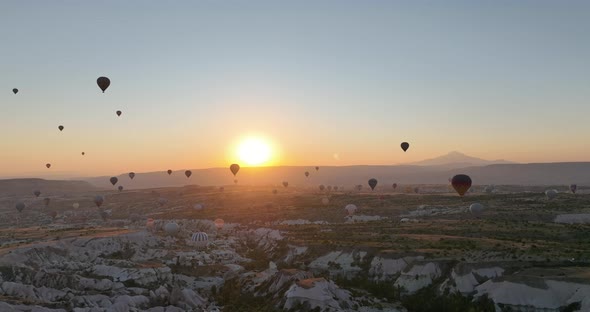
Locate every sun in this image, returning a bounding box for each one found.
[237,137,272,166]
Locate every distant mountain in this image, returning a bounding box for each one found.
[81,162,590,190]
[410,151,515,169]
[0,178,100,196]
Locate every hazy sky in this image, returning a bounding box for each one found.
[1,1,589,178]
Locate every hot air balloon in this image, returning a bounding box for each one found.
[158,197,168,206]
[43,197,50,207]
[315,166,319,171]
[230,164,240,176]
[116,110,122,117]
[484,185,495,194]
[401,142,410,152]
[164,222,180,236]
[272,189,278,195]
[97,76,110,93]
[368,178,378,191]
[185,170,192,178]
[414,187,420,194]
[15,202,25,213]
[72,203,80,209]
[167,170,172,175]
[81,152,85,156]
[327,185,332,191]
[12,88,18,94]
[469,203,485,216]
[214,218,225,230]
[128,172,135,179]
[191,232,209,249]
[219,186,225,192]
[345,204,357,216]
[33,190,41,197]
[570,184,577,194]
[319,185,325,191]
[109,177,118,186]
[94,195,104,207]
[49,211,58,220]
[282,181,288,188]
[146,218,155,231]
[392,183,397,190]
[194,203,204,210]
[451,174,472,197]
[118,185,123,192]
[58,125,64,131]
[305,171,309,178]
[545,189,558,200]
[322,197,330,205]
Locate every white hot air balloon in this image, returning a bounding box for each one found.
[193,203,204,210]
[345,204,357,216]
[72,203,80,209]
[321,197,330,205]
[545,189,558,200]
[164,222,180,236]
[191,232,209,249]
[469,203,485,216]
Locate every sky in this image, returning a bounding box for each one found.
[1,1,589,178]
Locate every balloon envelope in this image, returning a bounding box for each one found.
[368,178,378,190]
[46,163,51,169]
[12,88,18,94]
[322,197,330,205]
[282,181,288,188]
[58,125,64,131]
[109,177,118,186]
[116,110,122,116]
[315,166,319,171]
[118,185,123,192]
[319,185,325,191]
[401,142,410,152]
[94,195,104,207]
[214,218,225,230]
[451,174,472,197]
[469,203,485,216]
[345,204,357,216]
[230,164,240,176]
[128,172,135,179]
[97,76,110,93]
[193,203,204,210]
[191,232,209,249]
[392,183,397,189]
[164,222,180,235]
[34,190,41,197]
[15,202,25,213]
[72,203,80,209]
[545,189,558,200]
[570,184,577,194]
[185,170,192,178]
[304,171,309,177]
[43,198,50,207]
[167,170,172,175]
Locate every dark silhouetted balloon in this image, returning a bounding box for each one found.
[315,166,319,171]
[230,164,240,176]
[401,142,410,152]
[58,125,64,131]
[272,189,278,195]
[283,181,288,188]
[16,202,25,212]
[128,172,135,179]
[570,184,577,194]
[451,174,472,197]
[34,190,41,197]
[118,185,123,192]
[12,88,18,94]
[167,169,172,175]
[43,197,50,207]
[185,170,192,178]
[97,77,110,93]
[305,171,309,177]
[368,178,378,190]
[94,195,104,207]
[116,110,122,117]
[109,177,118,186]
[392,183,397,189]
[319,185,325,191]
[46,163,51,169]
[82,152,85,156]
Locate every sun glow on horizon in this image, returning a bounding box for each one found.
[237,137,272,166]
